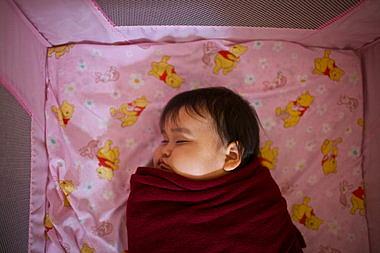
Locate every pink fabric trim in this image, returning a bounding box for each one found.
[0,76,32,116]
[29,120,49,253]
[9,0,51,46]
[317,0,366,30]
[360,40,380,252]
[1,78,49,253]
[13,0,380,49]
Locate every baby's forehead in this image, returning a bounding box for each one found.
[161,108,217,132]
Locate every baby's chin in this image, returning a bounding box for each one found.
[151,162,228,180]
[171,168,229,181]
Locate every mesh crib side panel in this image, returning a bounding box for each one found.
[95,0,362,29]
[0,84,31,253]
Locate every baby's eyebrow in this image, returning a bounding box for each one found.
[171,127,193,135]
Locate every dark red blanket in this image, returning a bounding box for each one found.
[127,159,305,253]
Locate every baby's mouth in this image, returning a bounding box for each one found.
[158,161,172,171]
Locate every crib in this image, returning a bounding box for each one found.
[1,0,379,252]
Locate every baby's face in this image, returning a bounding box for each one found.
[153,108,228,180]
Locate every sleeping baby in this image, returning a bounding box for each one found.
[127,87,306,253]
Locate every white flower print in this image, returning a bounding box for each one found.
[259,58,269,69]
[129,73,144,89]
[125,51,134,58]
[322,123,332,133]
[305,140,316,151]
[251,99,263,109]
[346,233,356,242]
[307,175,318,185]
[325,189,333,198]
[125,138,137,149]
[47,136,58,149]
[349,146,361,158]
[316,84,327,95]
[244,74,256,85]
[352,166,362,176]
[102,190,114,201]
[345,126,352,135]
[272,42,283,52]
[83,182,94,192]
[294,159,306,171]
[327,219,341,236]
[154,89,165,99]
[296,74,308,85]
[64,83,76,94]
[316,104,327,116]
[84,99,95,109]
[349,73,360,85]
[262,117,276,131]
[110,90,121,99]
[286,138,296,149]
[74,161,82,173]
[77,59,87,72]
[144,126,155,135]
[281,167,291,175]
[337,111,345,120]
[90,49,102,57]
[253,41,263,49]
[52,158,66,170]
[306,126,313,133]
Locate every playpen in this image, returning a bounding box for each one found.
[1,0,379,252]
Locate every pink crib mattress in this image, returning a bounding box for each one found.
[43,40,368,252]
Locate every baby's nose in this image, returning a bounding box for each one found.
[161,144,172,157]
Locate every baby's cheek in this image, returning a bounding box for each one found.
[168,154,185,169]
[152,148,161,167]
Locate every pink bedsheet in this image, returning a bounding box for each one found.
[45,40,368,252]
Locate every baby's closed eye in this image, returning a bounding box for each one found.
[160,139,189,144]
[176,140,190,144]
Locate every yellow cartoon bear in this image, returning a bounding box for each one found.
[357,118,364,127]
[51,101,75,127]
[292,197,324,230]
[259,140,279,170]
[96,140,120,180]
[81,242,95,253]
[48,44,74,59]
[213,44,248,75]
[59,180,75,207]
[351,185,365,216]
[44,214,54,239]
[110,96,148,127]
[321,137,343,175]
[275,91,314,128]
[313,49,344,81]
[148,55,183,88]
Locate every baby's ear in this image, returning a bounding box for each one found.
[223,142,242,172]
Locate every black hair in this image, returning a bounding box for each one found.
[159,87,260,166]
